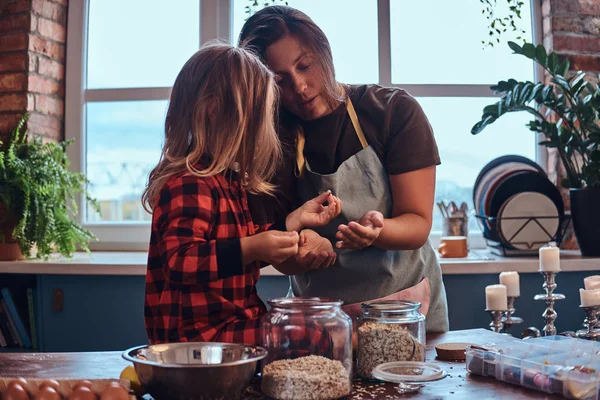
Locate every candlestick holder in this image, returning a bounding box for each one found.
[502,296,523,335]
[575,305,600,341]
[487,310,505,333]
[534,271,565,337]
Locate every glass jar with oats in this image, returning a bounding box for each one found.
[356,300,426,380]
[261,297,353,400]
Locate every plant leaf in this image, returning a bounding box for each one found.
[535,44,547,66]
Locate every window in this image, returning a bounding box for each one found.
[66,0,540,249]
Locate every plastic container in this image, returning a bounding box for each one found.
[260,297,352,400]
[466,336,600,399]
[356,300,426,379]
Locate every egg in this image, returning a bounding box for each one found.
[38,380,60,392]
[7,378,29,391]
[34,387,61,400]
[99,385,129,400]
[4,384,31,400]
[72,380,93,391]
[67,386,97,400]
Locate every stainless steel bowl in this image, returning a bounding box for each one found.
[122,342,267,400]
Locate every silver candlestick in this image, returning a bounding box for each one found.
[487,310,505,333]
[502,296,523,335]
[534,271,565,337]
[575,305,600,341]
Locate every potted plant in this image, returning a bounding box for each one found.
[472,41,600,256]
[0,114,99,260]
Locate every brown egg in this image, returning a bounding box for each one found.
[72,380,93,391]
[7,378,29,391]
[4,384,31,400]
[38,380,60,392]
[99,385,129,400]
[34,387,61,400]
[67,386,97,400]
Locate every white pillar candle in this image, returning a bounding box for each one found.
[539,243,560,272]
[584,276,600,290]
[486,284,508,310]
[499,271,520,297]
[580,288,600,307]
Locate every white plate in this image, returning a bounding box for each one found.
[497,192,560,250]
[371,361,447,383]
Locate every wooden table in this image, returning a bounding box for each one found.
[0,329,564,399]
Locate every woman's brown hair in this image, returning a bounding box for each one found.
[238,5,343,105]
[141,42,281,213]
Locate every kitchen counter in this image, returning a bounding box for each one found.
[0,329,563,399]
[0,250,598,276]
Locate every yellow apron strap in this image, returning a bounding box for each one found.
[346,98,369,150]
[295,98,368,177]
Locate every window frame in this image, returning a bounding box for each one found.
[65,0,543,251]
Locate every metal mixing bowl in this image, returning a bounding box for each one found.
[122,342,267,400]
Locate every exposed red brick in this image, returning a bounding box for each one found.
[0,12,30,33]
[564,53,600,72]
[0,0,32,14]
[27,92,34,111]
[549,0,600,16]
[37,17,65,42]
[0,52,26,72]
[27,111,61,137]
[37,56,63,80]
[35,94,63,117]
[28,34,64,61]
[0,113,23,136]
[553,34,600,54]
[0,72,26,91]
[0,33,28,52]
[30,13,37,30]
[51,0,67,6]
[28,74,59,94]
[31,0,65,23]
[28,53,37,72]
[0,93,26,111]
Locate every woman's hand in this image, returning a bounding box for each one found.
[272,229,336,275]
[285,190,342,232]
[335,210,384,250]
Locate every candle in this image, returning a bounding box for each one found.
[580,288,600,307]
[584,276,600,290]
[539,243,560,272]
[486,284,508,310]
[499,271,520,297]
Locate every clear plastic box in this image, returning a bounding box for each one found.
[466,336,600,399]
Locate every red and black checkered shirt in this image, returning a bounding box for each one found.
[144,169,280,345]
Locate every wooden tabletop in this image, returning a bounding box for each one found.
[0,329,564,399]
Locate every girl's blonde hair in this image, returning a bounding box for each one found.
[142,43,281,212]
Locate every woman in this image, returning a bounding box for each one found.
[240,6,449,332]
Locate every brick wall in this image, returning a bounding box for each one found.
[0,0,67,144]
[542,0,600,249]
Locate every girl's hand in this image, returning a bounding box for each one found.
[273,229,336,275]
[335,211,384,250]
[286,190,342,232]
[241,231,299,265]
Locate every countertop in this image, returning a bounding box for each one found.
[0,250,598,276]
[0,329,563,399]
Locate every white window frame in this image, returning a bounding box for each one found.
[65,0,543,251]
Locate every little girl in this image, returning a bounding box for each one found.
[142,43,341,345]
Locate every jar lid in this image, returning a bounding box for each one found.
[371,361,447,383]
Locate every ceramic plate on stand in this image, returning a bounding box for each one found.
[497,192,560,250]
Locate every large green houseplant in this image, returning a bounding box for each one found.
[472,41,600,256]
[0,114,99,260]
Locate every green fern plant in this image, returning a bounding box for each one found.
[472,41,600,189]
[0,114,100,259]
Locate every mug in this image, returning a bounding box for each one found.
[438,236,468,258]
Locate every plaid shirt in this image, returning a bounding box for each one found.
[145,169,278,345]
[144,168,333,356]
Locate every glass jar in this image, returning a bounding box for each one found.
[261,297,352,400]
[356,300,426,380]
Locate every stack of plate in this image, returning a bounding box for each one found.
[474,155,564,252]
